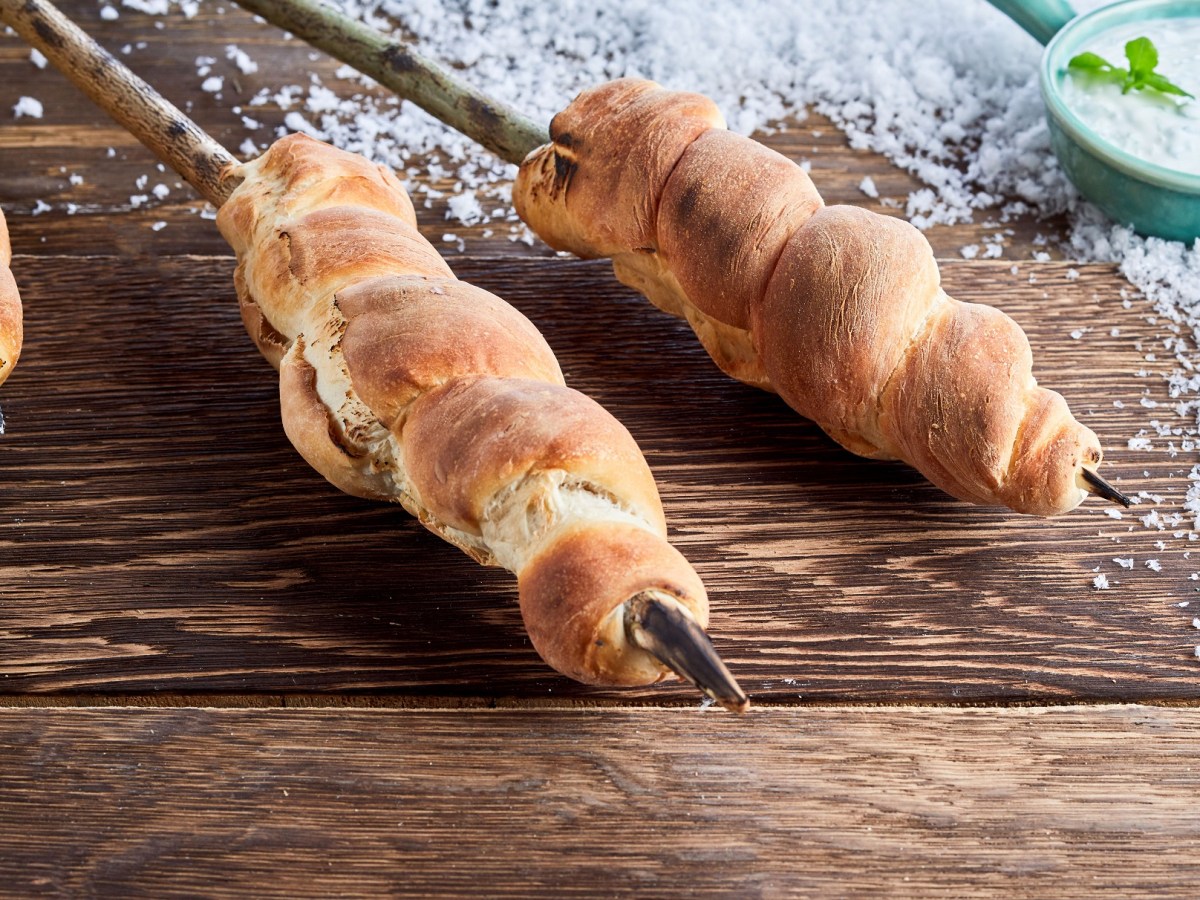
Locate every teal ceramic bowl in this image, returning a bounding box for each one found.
[990,0,1200,242]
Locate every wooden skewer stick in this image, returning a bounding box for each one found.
[234,0,547,165]
[0,0,237,206]
[627,592,749,713]
[1080,468,1134,509]
[0,0,748,712]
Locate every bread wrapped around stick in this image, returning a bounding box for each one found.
[515,79,1123,517]
[217,134,742,701]
[0,209,22,387]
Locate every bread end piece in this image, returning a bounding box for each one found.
[517,521,709,687]
[0,211,22,388]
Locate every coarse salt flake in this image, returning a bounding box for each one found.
[225,44,259,75]
[13,96,43,119]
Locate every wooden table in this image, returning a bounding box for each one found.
[2,3,1198,895]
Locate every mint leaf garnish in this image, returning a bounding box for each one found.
[1068,51,1118,72]
[1124,36,1158,80]
[1144,72,1195,99]
[1068,36,1193,100]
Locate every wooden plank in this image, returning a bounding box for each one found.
[0,254,1195,703]
[0,705,1198,897]
[0,1,1061,259]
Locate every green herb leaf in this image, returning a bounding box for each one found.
[1124,37,1158,79]
[1068,51,1117,72]
[1144,72,1196,100]
[1069,37,1192,102]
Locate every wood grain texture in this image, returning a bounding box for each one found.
[0,253,1195,704]
[1,705,1198,898]
[0,1,1062,260]
[1,2,1197,891]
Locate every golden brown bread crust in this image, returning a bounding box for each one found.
[0,210,22,387]
[521,79,723,259]
[402,375,666,538]
[217,133,705,685]
[337,276,563,428]
[517,521,708,686]
[515,79,1102,516]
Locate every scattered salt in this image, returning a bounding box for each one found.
[121,0,169,14]
[29,48,46,69]
[12,96,43,119]
[1113,557,1134,569]
[1092,573,1110,590]
[1146,559,1162,572]
[960,244,980,260]
[858,175,878,198]
[99,6,118,20]
[446,190,484,227]
[225,44,259,75]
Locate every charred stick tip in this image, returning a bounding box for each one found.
[626,592,749,713]
[1081,468,1134,508]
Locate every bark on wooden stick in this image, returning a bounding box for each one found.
[233,0,548,165]
[0,0,236,206]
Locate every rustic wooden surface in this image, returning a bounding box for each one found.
[1,1,1199,895]
[4,706,1200,897]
